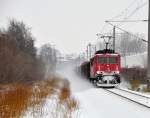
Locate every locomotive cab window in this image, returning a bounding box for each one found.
[98,57,117,64]
[98,57,107,63]
[108,57,117,64]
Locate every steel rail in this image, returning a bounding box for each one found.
[104,88,150,108]
[116,87,150,99]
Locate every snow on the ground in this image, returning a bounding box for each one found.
[119,77,131,88]
[75,88,150,118]
[56,66,94,93]
[57,65,150,118]
[23,96,58,118]
[24,55,150,118]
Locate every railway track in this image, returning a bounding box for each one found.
[104,87,150,108]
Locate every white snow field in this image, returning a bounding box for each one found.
[57,65,150,118]
[121,52,147,68]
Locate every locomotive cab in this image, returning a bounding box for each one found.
[90,49,121,87]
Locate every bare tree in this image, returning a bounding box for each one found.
[39,44,57,75]
[0,19,44,83]
[7,19,36,57]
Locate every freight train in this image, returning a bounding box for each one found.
[80,49,121,87]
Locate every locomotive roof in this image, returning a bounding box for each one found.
[94,49,120,56]
[95,49,115,54]
[95,53,119,56]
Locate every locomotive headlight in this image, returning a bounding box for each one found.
[96,71,100,74]
[116,71,119,74]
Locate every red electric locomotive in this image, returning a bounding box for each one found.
[80,49,121,87]
[80,39,121,87]
[89,49,121,87]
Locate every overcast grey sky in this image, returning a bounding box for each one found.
[0,0,148,54]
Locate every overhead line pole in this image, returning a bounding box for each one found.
[147,0,150,89]
[86,45,88,61]
[113,26,116,52]
[89,43,92,59]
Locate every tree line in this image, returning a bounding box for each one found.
[0,19,57,84]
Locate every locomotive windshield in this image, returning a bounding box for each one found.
[98,57,117,64]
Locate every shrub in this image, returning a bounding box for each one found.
[121,67,147,90]
[121,67,147,83]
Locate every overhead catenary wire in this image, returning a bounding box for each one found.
[108,0,148,30]
[99,1,138,35]
[100,0,148,37]
[106,20,148,22]
[109,0,139,20]
[105,21,148,43]
[125,1,148,19]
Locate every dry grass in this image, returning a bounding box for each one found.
[129,79,141,91]
[54,78,78,118]
[0,77,79,118]
[0,83,31,118]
